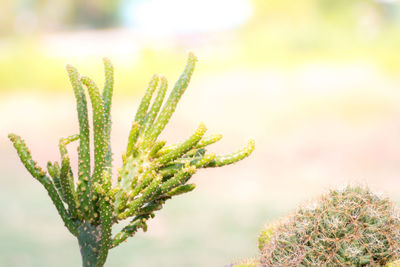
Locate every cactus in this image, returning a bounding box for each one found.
[260,185,400,266]
[8,53,255,267]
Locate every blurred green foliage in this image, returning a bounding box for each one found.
[242,0,400,68]
[0,40,188,94]
[2,0,400,92]
[0,0,121,35]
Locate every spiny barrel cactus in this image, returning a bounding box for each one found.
[8,53,254,267]
[260,185,400,266]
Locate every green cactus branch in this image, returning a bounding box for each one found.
[66,64,92,220]
[59,134,80,219]
[134,74,159,135]
[9,53,254,267]
[102,57,114,171]
[47,161,62,196]
[8,134,78,236]
[145,53,197,146]
[142,76,168,138]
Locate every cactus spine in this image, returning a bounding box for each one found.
[9,53,254,267]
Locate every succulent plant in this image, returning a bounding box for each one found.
[8,53,254,267]
[259,185,400,266]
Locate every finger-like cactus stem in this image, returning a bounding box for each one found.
[137,198,167,215]
[132,74,160,145]
[81,76,108,223]
[165,183,196,197]
[8,134,78,236]
[142,76,168,140]
[159,163,185,178]
[156,133,222,157]
[207,139,255,167]
[194,153,216,168]
[59,135,80,218]
[135,75,159,124]
[81,76,106,187]
[196,134,223,148]
[111,215,151,248]
[102,58,114,123]
[47,161,63,196]
[102,57,114,170]
[159,167,197,196]
[146,53,197,143]
[126,122,139,157]
[66,64,92,220]
[149,140,167,158]
[157,123,207,165]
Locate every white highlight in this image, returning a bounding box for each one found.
[122,0,252,36]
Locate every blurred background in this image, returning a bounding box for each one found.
[2,0,400,266]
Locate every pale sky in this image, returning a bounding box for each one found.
[121,0,253,36]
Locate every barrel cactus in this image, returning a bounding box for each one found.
[260,185,400,266]
[8,53,255,267]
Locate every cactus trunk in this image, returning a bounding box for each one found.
[78,222,106,267]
